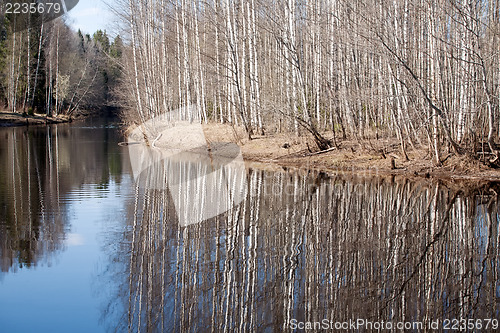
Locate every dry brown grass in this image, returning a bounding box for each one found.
[202,123,500,181]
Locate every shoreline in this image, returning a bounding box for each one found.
[0,111,72,127]
[200,124,500,184]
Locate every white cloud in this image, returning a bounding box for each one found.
[65,233,85,246]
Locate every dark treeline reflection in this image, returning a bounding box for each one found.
[0,121,125,273]
[102,169,500,332]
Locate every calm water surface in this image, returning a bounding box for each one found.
[0,119,499,332]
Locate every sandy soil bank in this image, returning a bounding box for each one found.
[201,123,500,184]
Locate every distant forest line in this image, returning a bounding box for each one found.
[0,14,122,117]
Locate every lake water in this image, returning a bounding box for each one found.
[0,119,499,332]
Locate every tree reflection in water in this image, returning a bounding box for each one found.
[101,165,500,332]
[0,123,124,273]
[0,126,66,271]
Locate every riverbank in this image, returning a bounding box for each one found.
[0,111,72,127]
[201,123,500,183]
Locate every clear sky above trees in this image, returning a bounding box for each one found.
[67,0,114,34]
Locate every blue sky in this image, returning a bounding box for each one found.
[66,0,116,35]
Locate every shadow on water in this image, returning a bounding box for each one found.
[0,120,499,332]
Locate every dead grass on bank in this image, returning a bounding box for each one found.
[202,123,500,183]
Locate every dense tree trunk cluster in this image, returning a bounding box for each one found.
[118,0,500,159]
